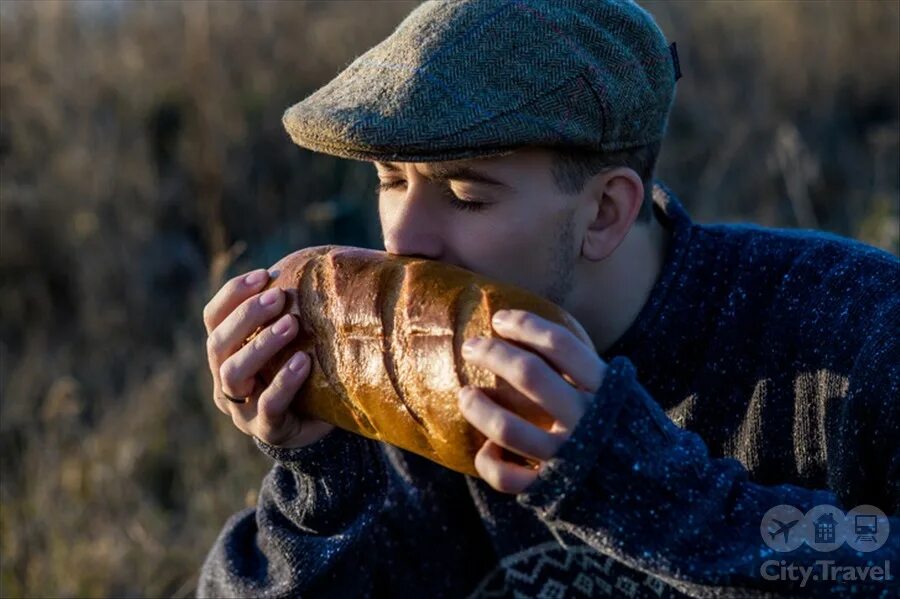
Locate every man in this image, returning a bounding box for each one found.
[199,1,898,597]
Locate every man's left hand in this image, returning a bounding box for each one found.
[458,309,607,494]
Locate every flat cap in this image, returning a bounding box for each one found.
[283,0,679,163]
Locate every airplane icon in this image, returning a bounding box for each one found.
[768,519,800,543]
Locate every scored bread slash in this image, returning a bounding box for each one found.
[243,245,589,478]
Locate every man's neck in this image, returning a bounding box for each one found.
[566,213,671,355]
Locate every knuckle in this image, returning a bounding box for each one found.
[251,331,269,352]
[234,299,255,324]
[219,361,239,389]
[259,398,283,423]
[238,310,263,337]
[266,373,287,396]
[517,367,537,389]
[515,356,540,385]
[545,329,566,352]
[509,311,529,328]
[206,330,222,356]
[254,419,274,442]
[250,295,267,316]
[492,417,516,446]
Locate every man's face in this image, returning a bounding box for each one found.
[375,148,581,306]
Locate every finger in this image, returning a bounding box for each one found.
[475,440,539,495]
[229,402,257,437]
[206,286,286,379]
[213,376,264,415]
[458,386,563,462]
[212,391,237,416]
[203,269,270,335]
[253,351,310,445]
[462,336,584,429]
[220,313,298,399]
[491,310,605,392]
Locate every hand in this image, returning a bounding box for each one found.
[458,309,607,494]
[203,268,335,448]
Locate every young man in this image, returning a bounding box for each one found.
[200,1,898,596]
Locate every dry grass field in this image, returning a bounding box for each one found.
[1,1,897,596]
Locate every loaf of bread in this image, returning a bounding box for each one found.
[245,245,592,477]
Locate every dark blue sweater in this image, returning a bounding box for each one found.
[199,182,899,598]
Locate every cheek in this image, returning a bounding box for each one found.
[459,208,520,249]
[452,208,559,286]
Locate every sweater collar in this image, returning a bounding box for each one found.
[600,180,696,362]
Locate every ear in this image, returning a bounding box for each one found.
[579,167,644,261]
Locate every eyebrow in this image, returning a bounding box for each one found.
[376,162,511,189]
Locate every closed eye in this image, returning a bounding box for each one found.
[375,180,489,212]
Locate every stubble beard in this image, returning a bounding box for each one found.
[543,207,578,306]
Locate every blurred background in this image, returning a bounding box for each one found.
[0,0,897,596]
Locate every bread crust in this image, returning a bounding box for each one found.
[246,245,592,477]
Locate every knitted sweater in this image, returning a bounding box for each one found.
[199,183,899,598]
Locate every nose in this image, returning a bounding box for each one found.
[380,185,444,259]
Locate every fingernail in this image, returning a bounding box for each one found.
[492,310,510,327]
[245,270,267,286]
[271,314,292,335]
[259,288,281,306]
[462,337,482,355]
[288,352,307,373]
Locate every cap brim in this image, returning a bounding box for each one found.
[282,101,520,163]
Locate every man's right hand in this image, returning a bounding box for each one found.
[204,268,335,448]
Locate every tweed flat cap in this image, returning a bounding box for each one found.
[283,0,679,163]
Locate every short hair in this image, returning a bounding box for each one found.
[547,140,662,224]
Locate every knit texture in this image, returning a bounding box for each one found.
[282,0,678,163]
[199,183,899,598]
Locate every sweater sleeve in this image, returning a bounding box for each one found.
[516,352,899,596]
[197,425,496,598]
[197,427,390,598]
